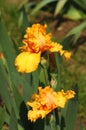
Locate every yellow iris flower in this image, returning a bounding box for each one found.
[15,24,71,73]
[26,86,75,122]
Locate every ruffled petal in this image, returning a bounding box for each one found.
[15,51,41,73]
[49,42,63,53]
[27,110,49,122]
[63,51,71,60]
[49,42,71,59]
[27,86,75,122]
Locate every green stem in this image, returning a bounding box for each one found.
[44,117,47,130]
[55,53,61,91]
[43,66,49,86]
[49,112,57,130]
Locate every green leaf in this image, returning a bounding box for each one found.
[0,59,12,113]
[31,0,57,15]
[54,0,68,16]
[18,0,28,10]
[0,107,7,129]
[33,119,44,130]
[3,111,10,125]
[66,21,86,45]
[0,107,10,125]
[0,58,21,119]
[67,21,86,36]
[11,72,33,101]
[0,51,22,119]
[11,82,23,111]
[79,120,83,130]
[61,35,73,49]
[18,6,30,34]
[18,124,24,130]
[64,6,86,20]
[18,101,30,130]
[9,83,31,130]
[62,85,78,130]
[9,109,18,130]
[73,0,86,11]
[0,18,16,73]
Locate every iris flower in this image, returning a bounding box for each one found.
[15,24,71,73]
[26,86,75,122]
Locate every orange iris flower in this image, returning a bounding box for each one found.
[26,86,75,122]
[15,24,71,73]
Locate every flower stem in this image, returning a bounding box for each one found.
[49,113,57,130]
[43,65,49,86]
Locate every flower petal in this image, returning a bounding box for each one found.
[49,42,63,53]
[15,51,41,73]
[49,42,71,59]
[63,51,71,60]
[27,110,49,122]
[26,86,75,122]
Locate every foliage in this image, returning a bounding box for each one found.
[18,0,86,46]
[24,0,86,20]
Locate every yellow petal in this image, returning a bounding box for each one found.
[63,51,71,60]
[49,42,63,53]
[27,110,49,122]
[26,86,75,122]
[15,51,41,73]
[49,42,71,59]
